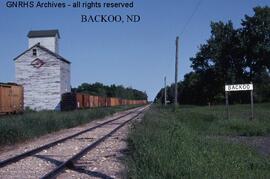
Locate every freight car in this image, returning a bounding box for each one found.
[0,83,24,114]
[60,92,147,111]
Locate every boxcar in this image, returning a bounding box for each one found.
[76,93,84,109]
[92,96,98,107]
[98,96,106,107]
[107,97,115,107]
[88,95,93,107]
[0,83,23,114]
[83,94,89,108]
[60,92,76,111]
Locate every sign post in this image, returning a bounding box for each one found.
[250,84,254,120]
[225,83,254,120]
[225,91,229,120]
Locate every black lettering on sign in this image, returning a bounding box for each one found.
[225,84,253,91]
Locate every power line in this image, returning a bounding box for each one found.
[180,0,203,36]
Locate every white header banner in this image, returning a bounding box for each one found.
[225,84,253,92]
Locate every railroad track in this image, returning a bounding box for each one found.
[0,105,149,178]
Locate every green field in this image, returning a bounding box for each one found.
[0,105,139,146]
[127,103,270,178]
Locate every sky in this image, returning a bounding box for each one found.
[0,0,269,100]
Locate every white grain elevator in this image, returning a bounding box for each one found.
[14,29,71,111]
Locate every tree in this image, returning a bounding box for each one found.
[74,82,147,100]
[240,6,270,80]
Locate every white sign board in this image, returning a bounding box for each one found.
[225,84,253,92]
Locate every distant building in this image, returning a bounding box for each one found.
[14,30,71,111]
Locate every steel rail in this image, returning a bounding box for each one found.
[0,106,144,168]
[41,106,148,179]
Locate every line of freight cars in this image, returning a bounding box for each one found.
[0,83,147,114]
[60,92,147,111]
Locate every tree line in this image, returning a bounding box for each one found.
[72,82,147,100]
[156,6,270,105]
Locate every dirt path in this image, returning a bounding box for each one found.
[224,136,270,157]
[209,135,270,157]
[0,106,147,178]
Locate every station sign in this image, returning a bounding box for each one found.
[225,84,253,92]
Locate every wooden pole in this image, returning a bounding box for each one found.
[174,36,179,110]
[225,91,229,120]
[250,89,254,120]
[164,76,167,106]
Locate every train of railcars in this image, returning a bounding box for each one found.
[60,92,147,111]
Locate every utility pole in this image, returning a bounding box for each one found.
[174,36,179,110]
[164,76,167,106]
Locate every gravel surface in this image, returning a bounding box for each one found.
[0,106,148,179]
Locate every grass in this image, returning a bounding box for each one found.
[127,103,270,178]
[0,105,139,146]
[183,103,270,136]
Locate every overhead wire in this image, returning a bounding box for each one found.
[179,0,204,36]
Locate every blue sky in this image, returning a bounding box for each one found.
[0,0,269,100]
